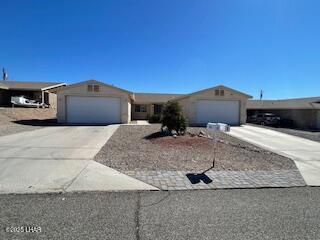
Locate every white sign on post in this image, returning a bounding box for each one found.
[207,122,230,135]
[206,123,230,169]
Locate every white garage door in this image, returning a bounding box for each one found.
[196,100,240,125]
[66,96,121,124]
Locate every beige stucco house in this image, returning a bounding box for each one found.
[56,79,252,125]
[176,85,251,125]
[57,80,134,124]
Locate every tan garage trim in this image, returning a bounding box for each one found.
[57,80,132,124]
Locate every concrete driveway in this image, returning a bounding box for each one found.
[0,126,157,194]
[228,125,320,186]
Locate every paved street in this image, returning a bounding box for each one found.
[0,187,319,240]
[0,126,156,194]
[228,125,320,186]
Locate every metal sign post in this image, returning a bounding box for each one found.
[206,123,230,171]
[186,123,230,184]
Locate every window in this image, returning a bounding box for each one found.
[215,89,224,96]
[93,85,100,92]
[87,84,100,92]
[135,105,147,112]
[154,104,163,114]
[140,105,146,112]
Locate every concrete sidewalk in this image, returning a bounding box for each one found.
[228,125,320,186]
[0,125,157,194]
[125,169,305,190]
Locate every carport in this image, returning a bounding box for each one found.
[0,80,66,108]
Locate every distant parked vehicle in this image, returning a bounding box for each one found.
[248,113,281,126]
[11,96,46,108]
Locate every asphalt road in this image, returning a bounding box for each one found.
[1,187,319,240]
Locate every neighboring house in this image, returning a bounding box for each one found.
[0,80,66,108]
[56,79,252,125]
[132,93,184,120]
[248,97,320,129]
[175,85,251,126]
[57,80,134,124]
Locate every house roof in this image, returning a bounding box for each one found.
[0,80,66,91]
[133,93,185,104]
[173,85,252,101]
[57,79,135,100]
[134,85,251,104]
[247,97,320,110]
[57,79,132,94]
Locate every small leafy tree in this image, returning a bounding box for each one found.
[161,101,187,135]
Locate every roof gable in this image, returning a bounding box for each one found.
[57,79,132,94]
[173,85,252,101]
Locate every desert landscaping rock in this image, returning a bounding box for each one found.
[94,124,297,171]
[0,108,56,137]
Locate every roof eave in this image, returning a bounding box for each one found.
[7,88,43,91]
[41,83,67,91]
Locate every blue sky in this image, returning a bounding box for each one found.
[0,0,319,99]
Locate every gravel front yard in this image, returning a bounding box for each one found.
[0,108,56,137]
[248,123,320,143]
[94,124,296,171]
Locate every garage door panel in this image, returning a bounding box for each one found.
[196,100,240,125]
[66,96,120,124]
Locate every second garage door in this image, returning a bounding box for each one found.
[66,96,121,124]
[196,100,240,125]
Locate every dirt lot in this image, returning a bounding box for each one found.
[248,123,320,143]
[94,124,296,171]
[0,107,56,137]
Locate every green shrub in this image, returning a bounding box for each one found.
[148,114,161,123]
[161,101,187,135]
